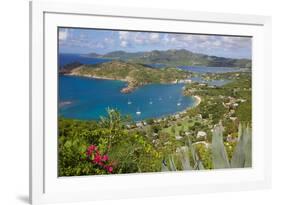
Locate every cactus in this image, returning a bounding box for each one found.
[162,138,205,171]
[162,123,252,171]
[230,124,252,168]
[212,123,230,169]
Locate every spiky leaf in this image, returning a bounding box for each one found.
[211,124,230,169]
[231,125,252,168]
[168,156,177,171]
[161,163,169,172]
[179,147,193,170]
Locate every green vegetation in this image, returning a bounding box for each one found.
[59,66,252,176]
[87,49,251,68]
[184,72,251,135]
[59,109,162,176]
[163,123,252,171]
[64,60,191,93]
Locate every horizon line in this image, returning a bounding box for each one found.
[58,48,252,60]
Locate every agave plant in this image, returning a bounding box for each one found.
[230,123,252,168]
[212,123,252,169]
[162,138,205,171]
[162,123,252,171]
[211,123,230,169]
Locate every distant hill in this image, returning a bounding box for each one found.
[87,49,251,68]
[62,60,191,93]
[87,52,101,58]
[59,62,83,74]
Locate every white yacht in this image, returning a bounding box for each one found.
[136,108,141,115]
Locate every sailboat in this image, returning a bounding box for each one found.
[136,108,141,115]
[127,99,132,105]
[177,97,182,106]
[149,98,153,105]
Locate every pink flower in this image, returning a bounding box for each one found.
[93,154,102,164]
[85,145,114,173]
[89,145,96,151]
[86,150,93,157]
[104,165,113,173]
[107,166,113,173]
[86,145,96,157]
[97,161,104,166]
[102,155,109,161]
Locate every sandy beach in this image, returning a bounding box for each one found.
[193,95,201,106]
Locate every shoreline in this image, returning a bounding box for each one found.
[133,95,202,124]
[67,73,127,82]
[64,73,189,94]
[66,73,136,93]
[59,95,202,125]
[193,95,201,107]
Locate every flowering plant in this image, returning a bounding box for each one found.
[86,145,114,173]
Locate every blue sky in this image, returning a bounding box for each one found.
[59,28,252,59]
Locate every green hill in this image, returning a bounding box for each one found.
[87,49,251,68]
[64,60,191,93]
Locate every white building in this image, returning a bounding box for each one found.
[197,131,207,139]
[175,135,183,140]
[136,122,143,128]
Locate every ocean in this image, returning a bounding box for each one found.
[58,53,232,121]
[59,75,195,121]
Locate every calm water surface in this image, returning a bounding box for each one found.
[58,54,236,120]
[59,76,195,121]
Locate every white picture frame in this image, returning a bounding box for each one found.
[30,1,272,204]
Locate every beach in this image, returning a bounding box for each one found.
[193,95,201,107]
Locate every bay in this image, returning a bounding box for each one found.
[58,53,236,121]
[59,75,195,121]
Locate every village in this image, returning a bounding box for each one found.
[124,71,251,164]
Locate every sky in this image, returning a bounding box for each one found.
[59,27,252,59]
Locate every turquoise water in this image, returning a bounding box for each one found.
[59,75,195,121]
[58,53,236,121]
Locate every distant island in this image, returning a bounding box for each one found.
[60,60,192,93]
[85,49,252,68]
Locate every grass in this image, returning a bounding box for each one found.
[161,116,197,136]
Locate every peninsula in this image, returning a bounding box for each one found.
[60,60,192,93]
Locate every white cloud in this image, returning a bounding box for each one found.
[221,36,251,49]
[120,41,128,47]
[118,31,161,47]
[119,31,130,40]
[212,40,222,47]
[59,29,68,41]
[59,28,251,58]
[104,37,114,45]
[149,33,160,42]
[59,29,118,50]
[160,33,251,54]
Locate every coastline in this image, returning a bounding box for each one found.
[193,95,201,107]
[65,73,188,94]
[67,73,127,82]
[67,73,136,93]
[132,95,202,127]
[133,95,202,124]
